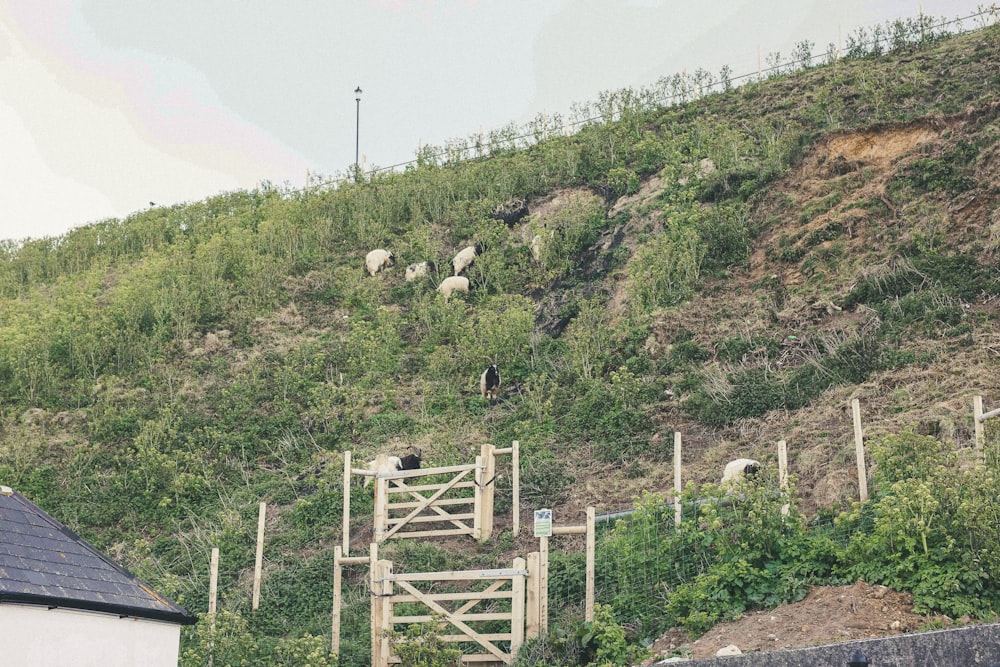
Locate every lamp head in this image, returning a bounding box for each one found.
[354,86,363,101]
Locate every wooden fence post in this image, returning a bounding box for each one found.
[526,551,540,640]
[585,507,595,622]
[208,547,219,615]
[473,454,484,540]
[208,546,219,667]
[974,395,985,462]
[511,556,526,658]
[674,432,682,527]
[513,440,520,537]
[480,444,496,541]
[378,559,393,667]
[539,535,549,636]
[370,544,380,667]
[778,440,789,517]
[852,399,869,502]
[342,451,351,554]
[252,501,266,610]
[332,546,342,657]
[373,454,388,543]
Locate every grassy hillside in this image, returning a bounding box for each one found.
[1,14,999,666]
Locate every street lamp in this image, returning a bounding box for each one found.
[354,86,362,180]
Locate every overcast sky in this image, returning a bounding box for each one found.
[0,0,992,243]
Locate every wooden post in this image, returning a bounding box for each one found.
[208,547,219,615]
[480,444,496,541]
[512,440,520,537]
[852,399,869,502]
[974,395,984,462]
[511,556,526,658]
[526,552,540,639]
[369,544,380,667]
[539,535,549,636]
[252,501,266,610]
[378,559,393,667]
[673,432,682,527]
[373,454,388,543]
[332,546,342,657]
[778,440,789,517]
[585,507,595,622]
[473,454,484,540]
[342,451,352,554]
[207,546,219,667]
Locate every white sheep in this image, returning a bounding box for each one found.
[721,458,761,486]
[365,249,395,276]
[437,275,469,302]
[363,456,403,488]
[529,234,544,262]
[405,261,435,282]
[452,245,479,275]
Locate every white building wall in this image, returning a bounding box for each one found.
[0,604,182,667]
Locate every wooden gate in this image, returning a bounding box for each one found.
[371,556,536,666]
[344,443,519,551]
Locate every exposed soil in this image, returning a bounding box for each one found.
[641,581,955,663]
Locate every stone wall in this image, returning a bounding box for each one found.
[653,622,1000,666]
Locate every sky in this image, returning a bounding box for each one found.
[0,0,993,243]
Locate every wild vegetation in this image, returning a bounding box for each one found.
[1,10,999,666]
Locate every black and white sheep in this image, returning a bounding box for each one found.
[363,455,403,488]
[437,275,469,302]
[404,261,435,282]
[452,244,482,275]
[398,447,422,471]
[365,249,395,276]
[480,364,500,401]
[721,458,760,486]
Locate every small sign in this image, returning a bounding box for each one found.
[533,508,552,538]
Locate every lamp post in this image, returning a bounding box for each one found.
[354,86,362,180]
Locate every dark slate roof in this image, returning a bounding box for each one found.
[0,486,195,625]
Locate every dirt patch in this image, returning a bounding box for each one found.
[642,581,953,663]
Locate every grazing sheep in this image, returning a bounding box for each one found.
[529,235,544,262]
[492,198,529,226]
[398,447,422,471]
[452,244,481,275]
[365,249,396,276]
[404,261,435,282]
[363,455,403,488]
[437,275,469,302]
[480,364,500,401]
[721,458,761,486]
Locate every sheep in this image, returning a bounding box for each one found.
[437,275,469,302]
[398,447,422,471]
[492,198,529,226]
[452,244,482,275]
[529,234,544,262]
[365,249,395,276]
[480,364,500,401]
[721,458,760,486]
[363,455,402,488]
[404,261,435,282]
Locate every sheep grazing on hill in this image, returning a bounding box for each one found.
[452,244,482,275]
[404,261,435,282]
[398,447,422,471]
[721,458,760,486]
[363,455,403,488]
[365,249,396,276]
[481,364,500,401]
[492,198,529,226]
[437,275,469,302]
